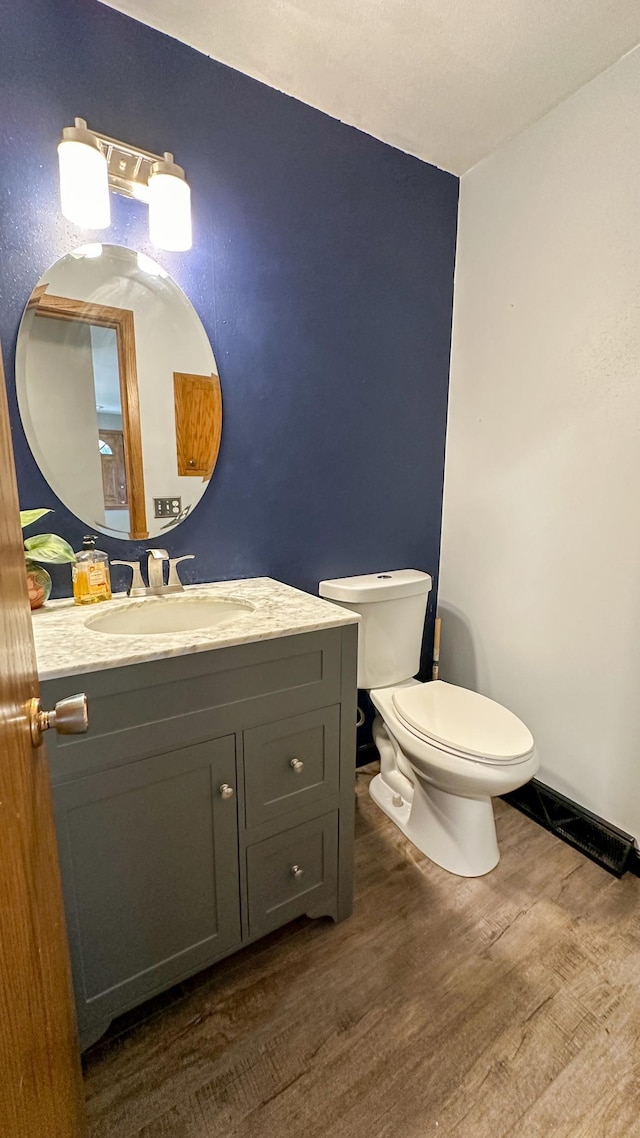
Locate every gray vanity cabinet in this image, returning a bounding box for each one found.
[42,625,357,1049]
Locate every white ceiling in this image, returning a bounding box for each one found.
[100,0,640,174]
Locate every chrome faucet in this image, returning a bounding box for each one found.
[112,551,195,598]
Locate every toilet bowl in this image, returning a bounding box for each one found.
[369,679,537,876]
[319,570,538,877]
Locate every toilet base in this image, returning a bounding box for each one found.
[369,771,500,877]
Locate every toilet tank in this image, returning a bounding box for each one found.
[319,570,432,688]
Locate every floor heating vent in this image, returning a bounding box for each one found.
[502,779,636,877]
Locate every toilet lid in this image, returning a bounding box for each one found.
[392,681,534,761]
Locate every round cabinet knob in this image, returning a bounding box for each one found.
[219,783,235,799]
[290,864,304,879]
[188,458,196,468]
[29,693,88,748]
[290,757,304,774]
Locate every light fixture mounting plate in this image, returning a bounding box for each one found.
[93,131,164,203]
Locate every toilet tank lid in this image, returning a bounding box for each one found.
[319,569,432,603]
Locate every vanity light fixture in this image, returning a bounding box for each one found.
[57,119,192,251]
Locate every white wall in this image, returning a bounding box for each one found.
[439,46,640,838]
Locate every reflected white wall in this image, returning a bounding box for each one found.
[24,312,105,528]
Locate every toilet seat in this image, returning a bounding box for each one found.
[391,680,534,766]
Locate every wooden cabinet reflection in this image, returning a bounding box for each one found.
[174,371,222,479]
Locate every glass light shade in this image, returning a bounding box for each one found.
[148,170,192,252]
[58,138,110,230]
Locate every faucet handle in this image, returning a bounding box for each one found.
[111,560,146,596]
[168,554,195,588]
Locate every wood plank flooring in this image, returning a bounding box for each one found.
[83,765,640,1137]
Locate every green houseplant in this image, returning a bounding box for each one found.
[20,508,76,609]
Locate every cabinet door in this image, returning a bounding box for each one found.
[54,736,240,1047]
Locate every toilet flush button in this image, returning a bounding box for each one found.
[392,793,403,808]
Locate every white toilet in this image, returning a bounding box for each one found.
[319,570,538,877]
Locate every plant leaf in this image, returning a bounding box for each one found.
[20,508,51,530]
[23,533,76,564]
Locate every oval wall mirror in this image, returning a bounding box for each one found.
[16,244,221,540]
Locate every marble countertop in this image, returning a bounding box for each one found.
[32,577,359,681]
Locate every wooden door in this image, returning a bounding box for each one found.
[99,428,128,508]
[0,343,85,1135]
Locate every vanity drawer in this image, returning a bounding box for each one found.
[246,812,338,938]
[243,706,340,829]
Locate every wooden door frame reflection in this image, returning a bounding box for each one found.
[31,290,148,540]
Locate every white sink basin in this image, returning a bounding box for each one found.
[85,595,255,636]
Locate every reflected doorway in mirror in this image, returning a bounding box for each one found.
[24,291,147,539]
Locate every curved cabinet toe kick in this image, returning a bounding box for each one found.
[41,625,357,1051]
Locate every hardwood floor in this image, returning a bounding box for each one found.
[83,765,640,1137]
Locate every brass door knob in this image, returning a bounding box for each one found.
[29,693,88,747]
[219,783,234,799]
[290,757,304,774]
[291,864,304,879]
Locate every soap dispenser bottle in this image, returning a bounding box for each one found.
[72,535,112,605]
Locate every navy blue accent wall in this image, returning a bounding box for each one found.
[0,0,458,614]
